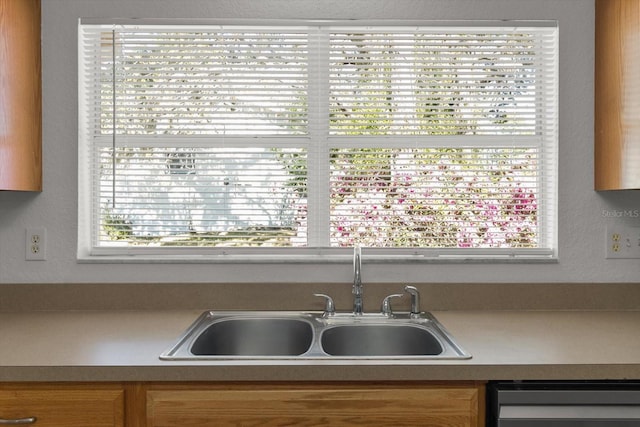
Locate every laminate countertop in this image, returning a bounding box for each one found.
[1,310,639,382]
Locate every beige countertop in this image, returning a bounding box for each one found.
[1,309,640,382]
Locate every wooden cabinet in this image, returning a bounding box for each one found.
[0,381,485,426]
[0,383,125,426]
[146,382,485,427]
[595,0,640,190]
[0,0,42,191]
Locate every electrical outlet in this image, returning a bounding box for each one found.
[25,227,46,261]
[606,224,640,259]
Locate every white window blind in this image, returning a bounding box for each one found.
[78,20,558,260]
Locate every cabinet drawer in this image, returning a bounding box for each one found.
[0,385,124,427]
[147,382,483,427]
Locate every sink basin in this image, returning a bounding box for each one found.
[161,311,321,359]
[320,324,443,356]
[191,318,313,356]
[160,311,470,361]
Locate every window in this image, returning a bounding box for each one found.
[78,19,558,260]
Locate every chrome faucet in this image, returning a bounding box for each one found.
[352,245,363,315]
[404,285,421,317]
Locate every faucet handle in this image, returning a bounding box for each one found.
[404,285,421,316]
[381,293,404,317]
[313,293,335,317]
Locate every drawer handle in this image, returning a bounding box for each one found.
[0,418,37,425]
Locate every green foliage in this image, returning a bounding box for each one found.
[102,207,133,240]
[272,149,308,197]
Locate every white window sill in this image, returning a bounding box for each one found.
[77,252,558,264]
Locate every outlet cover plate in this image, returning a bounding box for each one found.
[606,224,640,259]
[25,227,46,261]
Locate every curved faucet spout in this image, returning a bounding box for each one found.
[352,245,363,314]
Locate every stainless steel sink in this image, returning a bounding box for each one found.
[160,311,470,361]
[320,324,443,357]
[160,250,469,361]
[191,317,314,356]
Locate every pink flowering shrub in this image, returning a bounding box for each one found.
[328,148,538,248]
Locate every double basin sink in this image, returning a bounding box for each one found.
[161,310,470,360]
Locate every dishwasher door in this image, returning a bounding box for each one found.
[489,381,640,427]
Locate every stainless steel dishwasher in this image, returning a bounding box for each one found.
[488,381,640,426]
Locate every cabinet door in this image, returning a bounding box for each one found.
[0,385,124,427]
[0,0,42,191]
[147,383,483,427]
[595,0,640,190]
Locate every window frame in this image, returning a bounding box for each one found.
[78,19,558,263]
